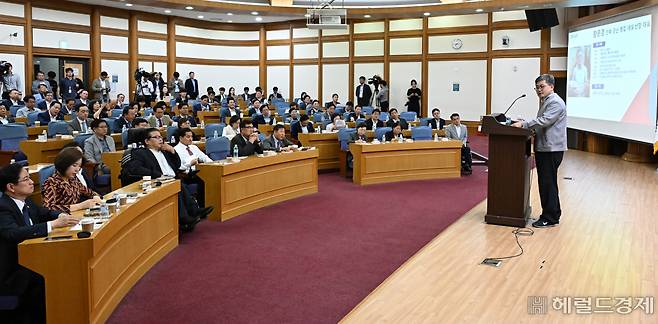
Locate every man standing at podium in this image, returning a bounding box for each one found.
[512,74,567,228]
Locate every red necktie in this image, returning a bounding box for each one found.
[186,146,193,156]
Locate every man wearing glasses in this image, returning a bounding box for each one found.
[230,120,263,157]
[0,163,80,322]
[122,128,213,231]
[512,74,567,228]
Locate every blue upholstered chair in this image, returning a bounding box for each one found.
[411,126,432,141]
[205,137,230,160]
[47,121,71,137]
[204,124,224,139]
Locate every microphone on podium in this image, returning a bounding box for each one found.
[496,94,526,124]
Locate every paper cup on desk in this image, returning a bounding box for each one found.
[81,218,95,232]
[72,131,79,136]
[35,121,40,126]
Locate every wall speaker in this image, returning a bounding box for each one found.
[525,9,559,32]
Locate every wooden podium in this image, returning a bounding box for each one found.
[481,114,533,227]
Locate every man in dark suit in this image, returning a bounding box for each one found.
[251,105,276,129]
[428,108,446,130]
[364,109,384,130]
[113,106,136,133]
[0,103,16,124]
[173,103,197,127]
[230,120,263,156]
[323,104,337,123]
[240,87,251,103]
[67,105,93,133]
[290,114,315,140]
[184,72,199,100]
[355,76,372,107]
[262,124,293,152]
[220,98,242,119]
[121,128,211,228]
[74,90,90,110]
[36,92,56,111]
[385,108,409,130]
[0,163,80,323]
[36,101,64,124]
[349,123,368,143]
[385,122,404,142]
[2,89,24,109]
[348,105,366,122]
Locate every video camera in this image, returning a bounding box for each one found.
[368,75,383,91]
[0,61,10,76]
[134,68,152,82]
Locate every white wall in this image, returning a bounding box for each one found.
[0,24,24,46]
[354,22,385,34]
[322,29,349,36]
[267,29,289,40]
[354,40,384,56]
[100,16,128,30]
[267,66,290,100]
[176,42,259,60]
[101,35,128,54]
[138,38,167,56]
[0,1,24,18]
[176,25,259,40]
[492,10,527,22]
[492,29,541,50]
[138,21,167,34]
[322,64,349,103]
[293,28,318,38]
[550,8,568,48]
[33,29,89,50]
[353,63,383,105]
[550,57,567,71]
[428,60,487,121]
[390,19,422,31]
[32,7,89,26]
[390,38,422,55]
[293,65,318,99]
[323,41,349,58]
[491,57,541,120]
[267,45,289,60]
[429,34,487,53]
[389,62,421,111]
[293,43,318,59]
[101,59,128,99]
[176,63,259,96]
[428,14,488,28]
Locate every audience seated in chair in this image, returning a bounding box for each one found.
[385,123,404,142]
[83,119,116,174]
[147,106,173,128]
[222,115,241,140]
[348,105,366,122]
[0,163,80,324]
[16,96,39,118]
[386,108,409,130]
[444,112,472,174]
[428,108,446,130]
[364,109,384,130]
[174,127,212,208]
[230,120,263,157]
[252,105,276,128]
[42,147,103,213]
[67,105,93,134]
[173,102,196,127]
[290,114,315,140]
[36,101,64,124]
[0,104,15,125]
[262,124,293,152]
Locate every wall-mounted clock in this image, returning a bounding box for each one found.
[452,38,463,50]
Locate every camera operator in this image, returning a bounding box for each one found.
[91,71,111,103]
[135,69,154,104]
[1,61,21,100]
[377,80,389,112]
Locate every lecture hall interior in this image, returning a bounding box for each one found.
[0,0,657,322]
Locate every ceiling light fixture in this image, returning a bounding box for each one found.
[228,20,233,23]
[424,12,431,16]
[185,6,194,10]
[125,3,133,6]
[364,14,371,18]
[251,11,259,15]
[198,15,204,19]
[227,13,233,16]
[475,8,484,12]
[255,17,263,22]
[164,9,172,13]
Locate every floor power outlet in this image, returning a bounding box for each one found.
[481,258,503,267]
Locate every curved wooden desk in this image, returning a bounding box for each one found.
[197,149,319,221]
[297,133,340,170]
[18,181,180,324]
[349,140,462,185]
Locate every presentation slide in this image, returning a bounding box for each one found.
[567,12,658,143]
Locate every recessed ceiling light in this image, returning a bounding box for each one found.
[251,11,259,15]
[185,6,194,10]
[255,17,263,22]
[198,15,204,19]
[227,13,233,16]
[125,3,133,6]
[364,14,371,18]
[475,8,484,12]
[424,12,431,16]
[164,9,171,13]
[228,20,233,23]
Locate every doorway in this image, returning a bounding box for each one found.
[33,56,89,96]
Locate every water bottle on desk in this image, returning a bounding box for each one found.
[233,144,239,160]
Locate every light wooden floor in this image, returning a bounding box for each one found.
[342,150,658,323]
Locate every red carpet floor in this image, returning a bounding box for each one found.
[108,136,489,324]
